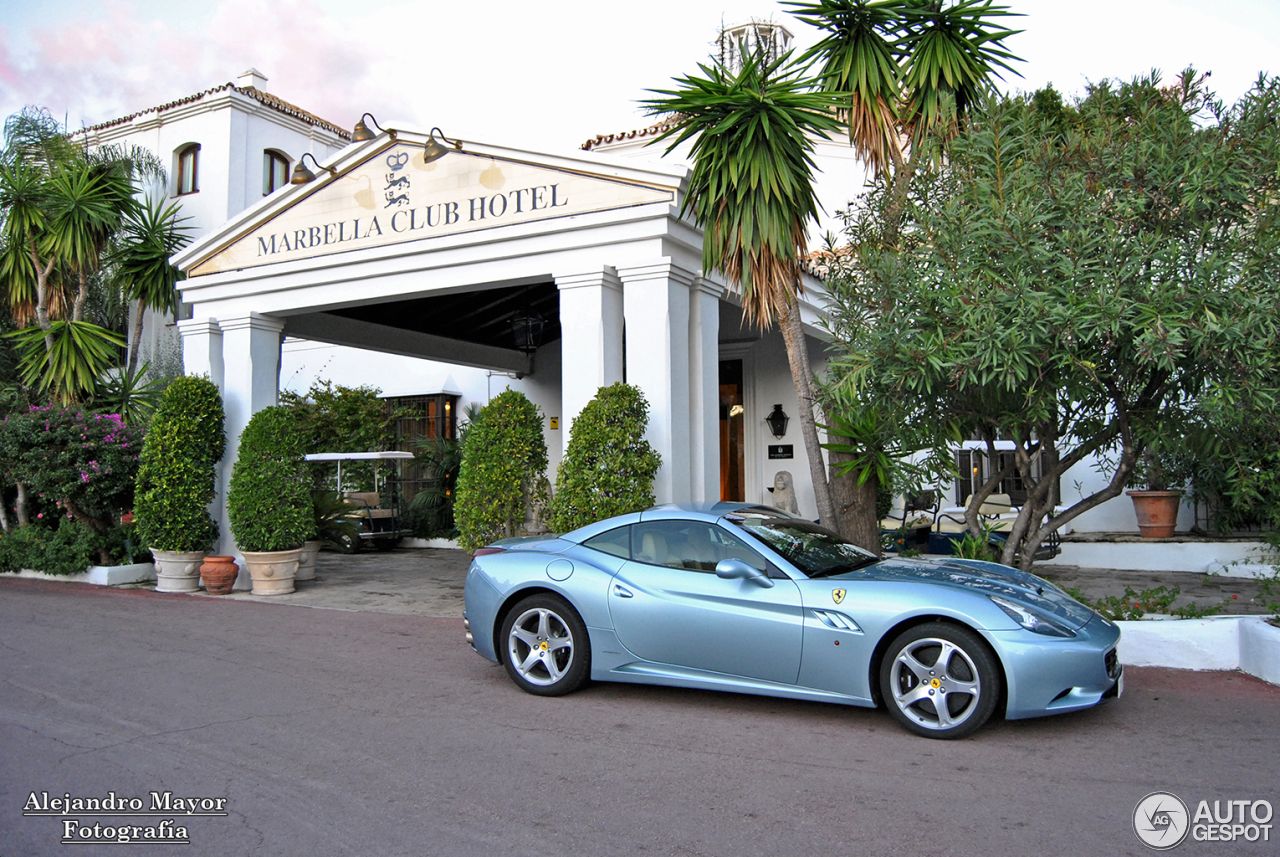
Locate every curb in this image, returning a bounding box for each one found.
[1115,615,1280,684]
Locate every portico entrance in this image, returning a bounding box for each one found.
[172,128,725,556]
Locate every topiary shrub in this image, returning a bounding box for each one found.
[455,390,547,552]
[133,375,225,552]
[227,406,311,552]
[549,383,661,533]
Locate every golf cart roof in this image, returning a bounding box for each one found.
[304,452,415,461]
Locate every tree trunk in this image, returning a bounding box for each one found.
[777,291,836,527]
[16,482,30,526]
[28,243,56,354]
[827,437,882,553]
[0,487,9,534]
[127,302,145,375]
[73,270,89,322]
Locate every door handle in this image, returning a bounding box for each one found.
[613,584,633,598]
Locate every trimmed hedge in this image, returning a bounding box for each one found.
[133,376,225,552]
[227,406,311,552]
[455,390,547,552]
[550,383,660,533]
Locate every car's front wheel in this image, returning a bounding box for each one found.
[879,622,1000,739]
[500,594,590,697]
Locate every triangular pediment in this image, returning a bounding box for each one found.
[186,139,678,277]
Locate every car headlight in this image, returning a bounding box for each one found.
[989,595,1076,638]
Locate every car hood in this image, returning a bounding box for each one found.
[825,556,1097,630]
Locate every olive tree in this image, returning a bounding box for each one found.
[824,71,1280,570]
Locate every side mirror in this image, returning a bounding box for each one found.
[715,558,774,588]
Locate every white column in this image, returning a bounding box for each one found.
[176,317,224,388]
[555,267,624,453]
[689,278,724,504]
[216,313,285,569]
[617,259,695,504]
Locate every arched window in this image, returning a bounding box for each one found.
[263,150,290,195]
[177,144,200,195]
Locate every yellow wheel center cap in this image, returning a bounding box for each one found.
[539,641,549,651]
[929,678,942,689]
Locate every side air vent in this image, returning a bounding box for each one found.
[812,610,863,633]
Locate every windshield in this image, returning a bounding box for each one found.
[731,514,878,579]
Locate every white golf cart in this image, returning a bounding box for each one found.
[304,451,415,552]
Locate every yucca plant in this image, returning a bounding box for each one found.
[644,45,845,526]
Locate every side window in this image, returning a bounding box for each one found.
[263,150,290,195]
[631,521,768,573]
[177,144,200,195]
[583,526,630,559]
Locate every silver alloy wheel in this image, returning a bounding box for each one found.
[888,636,982,731]
[506,607,575,687]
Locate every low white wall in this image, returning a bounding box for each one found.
[1115,615,1279,684]
[1044,540,1273,575]
[2,562,156,586]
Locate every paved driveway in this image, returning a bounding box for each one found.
[3,575,1277,856]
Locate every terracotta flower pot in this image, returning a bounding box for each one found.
[241,549,302,596]
[200,556,240,595]
[1127,490,1182,538]
[151,548,207,593]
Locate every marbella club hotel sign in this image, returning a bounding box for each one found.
[188,141,676,276]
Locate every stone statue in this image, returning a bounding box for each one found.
[767,470,800,515]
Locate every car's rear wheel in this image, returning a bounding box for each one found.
[500,594,590,697]
[879,622,1000,739]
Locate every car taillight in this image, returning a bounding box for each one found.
[473,547,506,557]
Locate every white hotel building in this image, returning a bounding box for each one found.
[74,34,1151,559]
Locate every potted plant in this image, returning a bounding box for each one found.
[133,376,226,592]
[1127,442,1187,538]
[296,491,360,579]
[227,406,311,595]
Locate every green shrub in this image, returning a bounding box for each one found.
[455,390,547,552]
[408,436,461,539]
[281,380,402,492]
[549,383,660,533]
[0,517,113,576]
[133,375,225,552]
[0,406,142,533]
[227,406,311,552]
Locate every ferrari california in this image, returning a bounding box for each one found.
[463,503,1122,739]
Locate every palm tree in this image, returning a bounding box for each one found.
[644,47,845,526]
[111,197,192,374]
[788,0,1022,196]
[782,0,1023,546]
[0,107,164,401]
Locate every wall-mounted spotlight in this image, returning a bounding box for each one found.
[290,152,337,184]
[423,127,462,163]
[765,404,790,439]
[352,113,397,142]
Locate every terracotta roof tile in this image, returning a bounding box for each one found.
[76,84,351,140]
[580,117,679,151]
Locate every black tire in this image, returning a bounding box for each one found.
[879,622,1001,739]
[499,594,591,697]
[333,532,361,554]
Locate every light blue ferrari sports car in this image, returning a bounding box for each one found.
[463,503,1123,739]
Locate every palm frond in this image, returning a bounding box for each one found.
[643,45,843,326]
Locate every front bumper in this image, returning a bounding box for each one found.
[992,615,1123,720]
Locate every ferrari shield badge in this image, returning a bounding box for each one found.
[832,588,846,605]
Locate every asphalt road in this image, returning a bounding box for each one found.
[2,578,1277,857]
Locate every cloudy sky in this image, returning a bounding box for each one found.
[1,0,1277,154]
